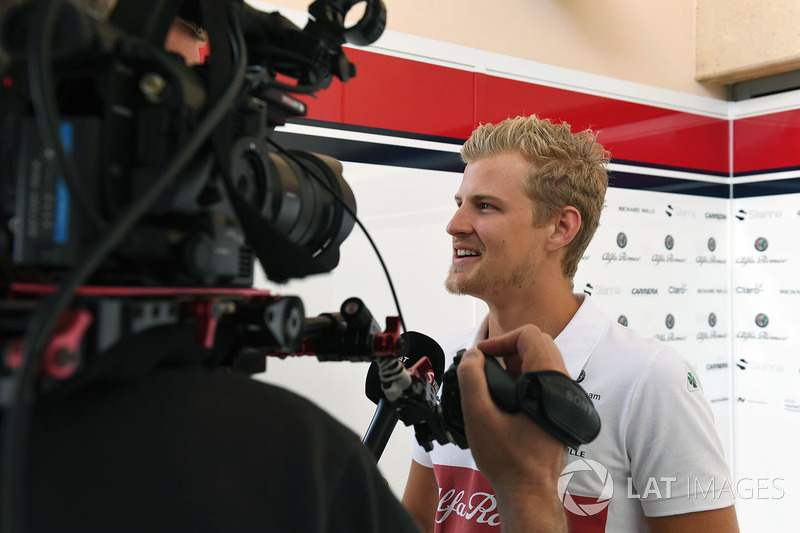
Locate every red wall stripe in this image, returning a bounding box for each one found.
[733,109,800,174]
[300,48,730,173]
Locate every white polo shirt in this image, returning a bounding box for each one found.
[411,294,735,532]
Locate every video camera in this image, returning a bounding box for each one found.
[0,0,383,287]
[0,1,601,530]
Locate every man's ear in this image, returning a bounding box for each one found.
[546,206,581,252]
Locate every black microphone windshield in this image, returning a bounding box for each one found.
[364,331,445,404]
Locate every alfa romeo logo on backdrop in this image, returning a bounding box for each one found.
[558,459,614,516]
[618,315,628,327]
[664,235,674,250]
[708,313,717,327]
[616,232,628,248]
[665,314,675,329]
[755,237,768,252]
[755,313,769,328]
[707,237,716,252]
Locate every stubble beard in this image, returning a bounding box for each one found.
[444,253,536,298]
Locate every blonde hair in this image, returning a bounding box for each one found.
[461,115,610,281]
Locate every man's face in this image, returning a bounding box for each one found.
[164,19,205,66]
[445,152,551,301]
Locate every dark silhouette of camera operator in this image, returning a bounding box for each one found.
[1,2,576,532]
[0,1,419,531]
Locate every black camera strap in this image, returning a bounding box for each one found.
[515,370,601,450]
[450,351,602,450]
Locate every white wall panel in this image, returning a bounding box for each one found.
[730,194,800,531]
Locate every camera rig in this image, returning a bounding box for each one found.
[0,1,601,530]
[0,2,487,531]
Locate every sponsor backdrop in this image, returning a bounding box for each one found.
[248,5,800,530]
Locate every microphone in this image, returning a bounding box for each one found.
[362,331,445,460]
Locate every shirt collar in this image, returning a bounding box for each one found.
[554,293,609,380]
[470,293,608,380]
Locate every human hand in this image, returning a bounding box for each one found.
[456,324,568,532]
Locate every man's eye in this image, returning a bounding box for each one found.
[478,202,495,210]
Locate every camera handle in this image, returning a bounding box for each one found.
[440,350,602,450]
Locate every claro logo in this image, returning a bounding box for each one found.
[736,284,763,294]
[669,285,688,294]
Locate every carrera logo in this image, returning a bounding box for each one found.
[631,288,658,295]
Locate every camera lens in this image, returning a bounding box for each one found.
[264,150,356,259]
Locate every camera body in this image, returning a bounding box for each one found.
[0,0,383,287]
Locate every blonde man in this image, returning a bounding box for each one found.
[403,116,739,533]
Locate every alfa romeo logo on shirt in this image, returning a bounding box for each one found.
[707,237,716,252]
[664,234,674,250]
[708,313,717,327]
[754,237,768,252]
[617,315,628,327]
[558,459,613,516]
[665,314,675,329]
[755,313,769,328]
[616,232,627,248]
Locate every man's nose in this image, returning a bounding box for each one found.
[446,206,471,236]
